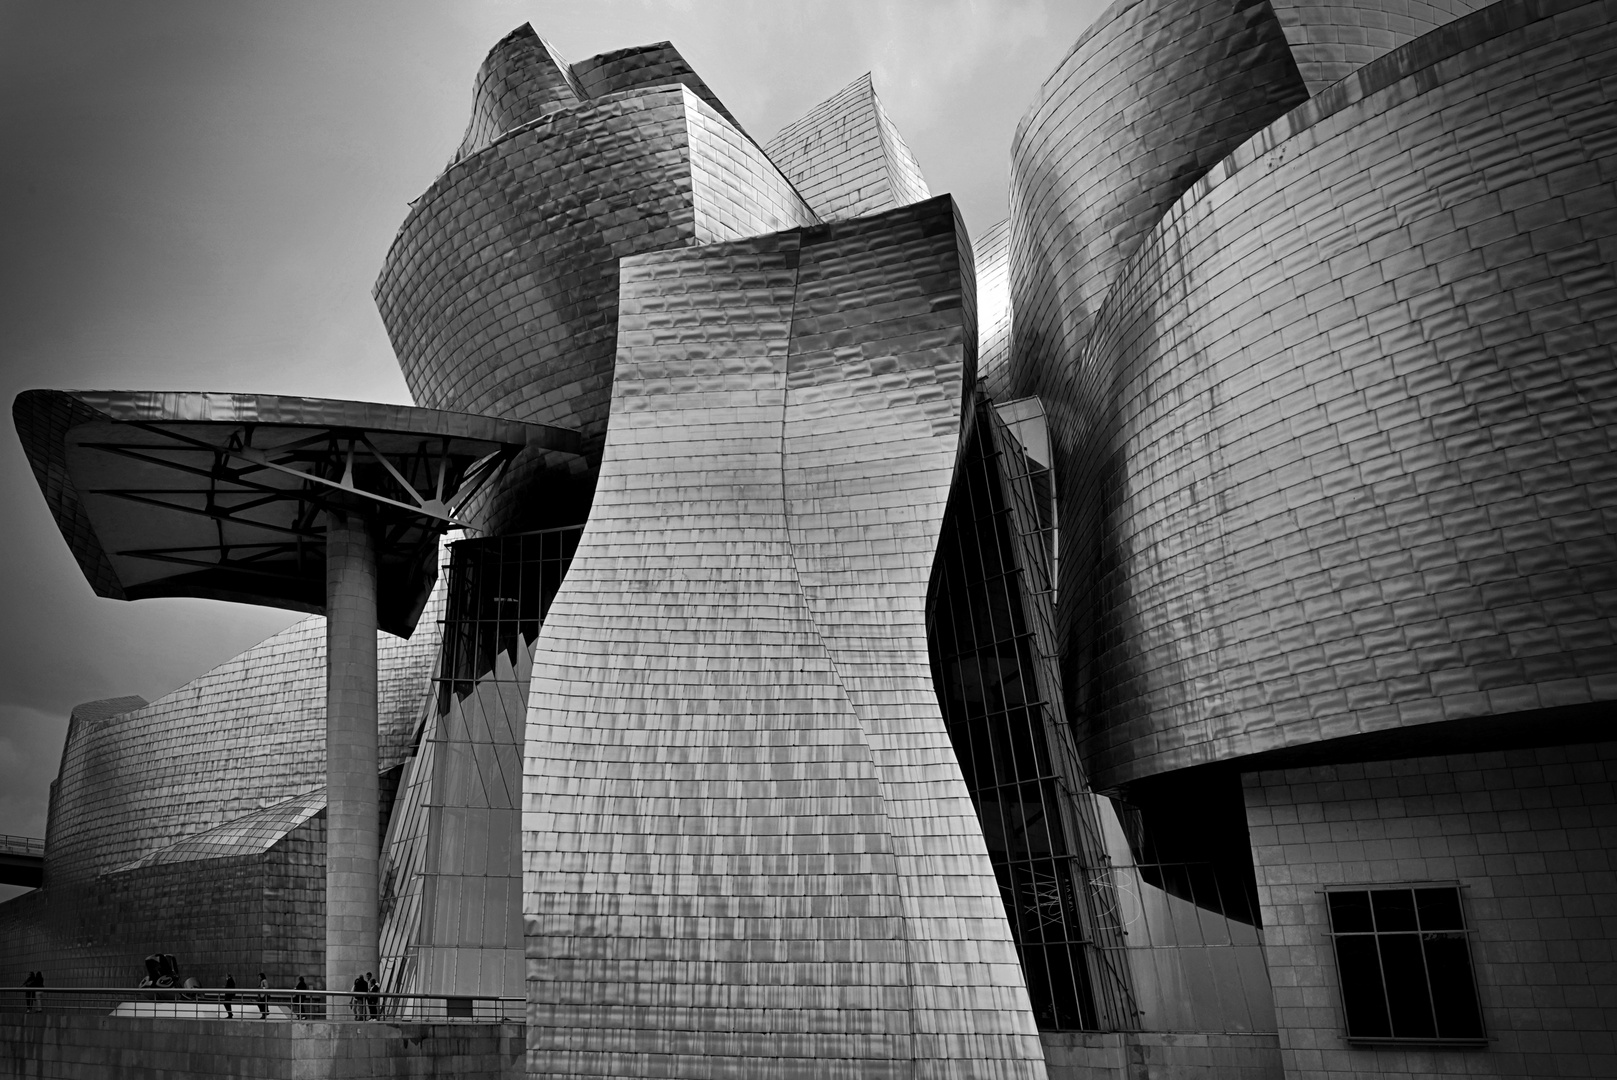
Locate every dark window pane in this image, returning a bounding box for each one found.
[1332,886,1485,1043]
[1379,934,1437,1039]
[1424,933,1485,1039]
[1415,887,1464,932]
[1372,888,1418,932]
[1032,943,1089,1030]
[1019,945,1056,1028]
[1336,935,1391,1038]
[1328,890,1373,933]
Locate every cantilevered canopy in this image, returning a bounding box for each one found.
[15,390,579,636]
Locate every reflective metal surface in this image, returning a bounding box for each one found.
[1268,0,1487,95]
[764,72,931,222]
[1007,0,1617,787]
[375,30,817,533]
[522,196,1050,1078]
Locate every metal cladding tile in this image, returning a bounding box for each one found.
[1041,0,1617,790]
[522,200,1045,1079]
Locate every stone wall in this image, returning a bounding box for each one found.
[1041,1031,1284,1079]
[1246,740,1617,1078]
[0,1015,521,1080]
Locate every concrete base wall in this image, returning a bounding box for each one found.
[1041,1031,1283,1079]
[0,1014,521,1079]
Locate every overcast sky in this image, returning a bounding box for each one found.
[0,0,1107,897]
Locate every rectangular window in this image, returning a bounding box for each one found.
[1326,884,1486,1045]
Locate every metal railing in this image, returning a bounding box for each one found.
[1,986,521,1023]
[0,834,45,858]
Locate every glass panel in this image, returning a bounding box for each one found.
[1371,888,1418,932]
[1328,890,1373,933]
[1424,933,1485,1039]
[1414,887,1464,931]
[1379,934,1437,1039]
[925,412,1102,1030]
[1335,934,1391,1038]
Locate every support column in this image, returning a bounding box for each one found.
[324,509,379,998]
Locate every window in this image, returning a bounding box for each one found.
[1326,885,1486,1044]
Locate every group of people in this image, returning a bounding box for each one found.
[20,970,44,1012]
[17,964,380,1020]
[221,972,319,1019]
[350,971,382,1020]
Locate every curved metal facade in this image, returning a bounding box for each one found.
[376,38,816,536]
[377,86,813,449]
[1009,0,1617,787]
[764,73,931,223]
[43,589,444,887]
[1007,0,1308,407]
[1005,1,1312,749]
[1268,0,1487,95]
[521,196,1049,1079]
[454,25,582,162]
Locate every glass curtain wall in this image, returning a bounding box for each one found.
[379,526,580,1004]
[927,398,1136,1031]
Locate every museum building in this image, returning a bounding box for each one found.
[4,0,1615,1077]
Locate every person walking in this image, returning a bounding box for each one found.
[257,972,269,1019]
[222,973,236,1019]
[351,973,367,1020]
[365,971,381,1020]
[22,971,41,1013]
[294,975,309,1020]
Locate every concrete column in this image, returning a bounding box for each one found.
[324,509,379,998]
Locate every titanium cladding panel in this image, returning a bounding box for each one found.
[1080,0,1617,786]
[522,196,1048,1079]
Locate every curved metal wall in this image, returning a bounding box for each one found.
[455,24,582,162]
[1268,0,1487,95]
[522,196,1048,1079]
[43,585,444,885]
[1007,0,1307,408]
[1076,0,1617,786]
[375,85,814,532]
[1005,0,1311,740]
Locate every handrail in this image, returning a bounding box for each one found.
[3,985,523,1023]
[0,834,45,857]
